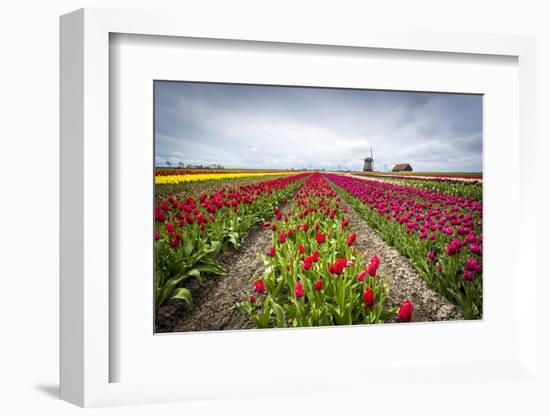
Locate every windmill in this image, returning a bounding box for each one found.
[362,147,374,172]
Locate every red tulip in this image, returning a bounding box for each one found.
[272,223,277,231]
[347,232,357,246]
[399,300,414,322]
[255,280,265,294]
[268,246,276,257]
[463,270,473,281]
[314,279,323,291]
[155,207,167,223]
[363,288,375,308]
[329,258,347,275]
[249,295,256,304]
[357,270,367,282]
[279,230,287,243]
[170,238,180,248]
[295,281,304,298]
[287,229,293,238]
[166,223,175,234]
[298,244,305,254]
[367,262,377,277]
[303,256,313,270]
[427,251,437,262]
[316,233,326,244]
[311,249,319,262]
[154,231,160,241]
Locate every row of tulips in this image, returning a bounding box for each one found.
[154,173,308,310]
[325,173,483,319]
[353,174,482,200]
[155,168,291,176]
[237,173,413,328]
[355,172,482,180]
[155,173,292,199]
[155,171,298,185]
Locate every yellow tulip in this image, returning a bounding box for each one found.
[155,171,298,185]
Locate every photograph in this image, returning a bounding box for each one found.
[153,81,483,333]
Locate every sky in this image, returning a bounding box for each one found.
[154,81,483,172]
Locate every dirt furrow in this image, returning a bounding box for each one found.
[340,197,464,322]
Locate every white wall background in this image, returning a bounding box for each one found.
[0,1,548,414]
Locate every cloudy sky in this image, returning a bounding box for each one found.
[155,81,482,172]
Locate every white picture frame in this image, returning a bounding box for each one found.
[60,7,539,408]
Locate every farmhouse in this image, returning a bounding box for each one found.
[392,163,413,172]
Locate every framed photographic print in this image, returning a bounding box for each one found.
[152,80,482,334]
[60,7,539,408]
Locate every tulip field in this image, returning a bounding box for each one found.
[155,169,482,332]
[154,172,306,309]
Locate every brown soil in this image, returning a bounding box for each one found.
[340,197,464,323]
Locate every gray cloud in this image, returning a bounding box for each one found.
[155,81,482,172]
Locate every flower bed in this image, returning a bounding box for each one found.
[326,173,482,319]
[155,171,299,185]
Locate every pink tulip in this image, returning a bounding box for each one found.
[367,263,377,277]
[370,255,380,269]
